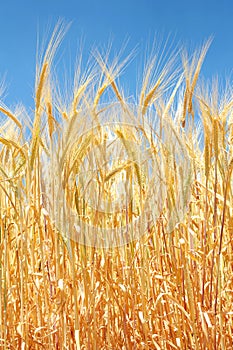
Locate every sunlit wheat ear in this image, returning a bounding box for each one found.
[181,39,212,127]
[0,106,22,130]
[45,96,58,140]
[141,74,163,116]
[93,47,135,111]
[71,79,92,115]
[30,21,69,169]
[115,129,142,188]
[139,38,180,117]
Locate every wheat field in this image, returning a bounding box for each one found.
[0,22,233,349]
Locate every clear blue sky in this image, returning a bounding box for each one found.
[0,0,232,109]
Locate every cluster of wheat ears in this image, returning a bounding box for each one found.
[0,22,233,349]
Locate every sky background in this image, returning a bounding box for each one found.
[0,0,232,110]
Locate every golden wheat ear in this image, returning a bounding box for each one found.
[30,20,69,169]
[92,44,135,111]
[181,38,212,127]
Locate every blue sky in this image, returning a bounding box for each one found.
[0,0,232,109]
